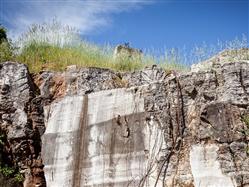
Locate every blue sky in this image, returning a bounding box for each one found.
[0,0,248,52]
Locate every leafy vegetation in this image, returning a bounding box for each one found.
[0,27,7,42]
[0,26,15,63]
[0,131,24,183]
[240,114,249,156]
[242,114,249,137]
[242,115,249,127]
[13,172,24,183]
[0,166,24,183]
[0,166,15,177]
[0,20,248,73]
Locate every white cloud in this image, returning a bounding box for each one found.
[2,0,152,38]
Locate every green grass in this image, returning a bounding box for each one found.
[16,42,113,72]
[15,41,186,73]
[9,20,187,72]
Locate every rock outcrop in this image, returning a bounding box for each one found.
[0,62,46,187]
[0,50,249,187]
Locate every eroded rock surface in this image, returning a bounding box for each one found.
[1,53,249,187]
[0,62,46,187]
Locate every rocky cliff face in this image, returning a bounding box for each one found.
[0,62,46,187]
[0,52,249,187]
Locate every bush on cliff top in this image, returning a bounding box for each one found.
[0,26,15,63]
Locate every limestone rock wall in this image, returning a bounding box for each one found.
[0,56,249,187]
[42,89,148,187]
[0,62,46,187]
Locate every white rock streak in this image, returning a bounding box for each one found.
[190,144,235,187]
[87,88,144,125]
[42,96,84,187]
[42,88,164,187]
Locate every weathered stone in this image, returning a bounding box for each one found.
[113,44,142,61]
[0,62,46,187]
[191,48,249,72]
[40,58,249,187]
[1,50,249,187]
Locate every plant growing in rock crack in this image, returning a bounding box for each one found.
[14,172,24,183]
[0,166,24,183]
[242,115,249,125]
[241,114,249,135]
[0,166,15,177]
[0,132,24,183]
[241,114,249,155]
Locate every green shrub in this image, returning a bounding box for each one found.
[0,41,14,62]
[0,26,15,62]
[0,166,15,177]
[14,173,24,183]
[246,146,249,156]
[242,115,249,128]
[0,26,7,42]
[0,166,24,183]
[241,114,249,156]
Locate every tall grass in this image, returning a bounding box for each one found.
[7,20,249,72]
[143,34,248,67]
[16,41,149,72]
[189,34,248,63]
[13,19,150,72]
[16,19,82,51]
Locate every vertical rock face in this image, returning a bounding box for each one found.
[40,60,249,187]
[42,96,84,187]
[42,89,149,187]
[1,51,249,187]
[0,62,46,187]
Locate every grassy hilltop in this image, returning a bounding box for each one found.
[0,21,248,73]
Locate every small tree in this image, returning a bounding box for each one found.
[0,26,7,43]
[0,25,14,62]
